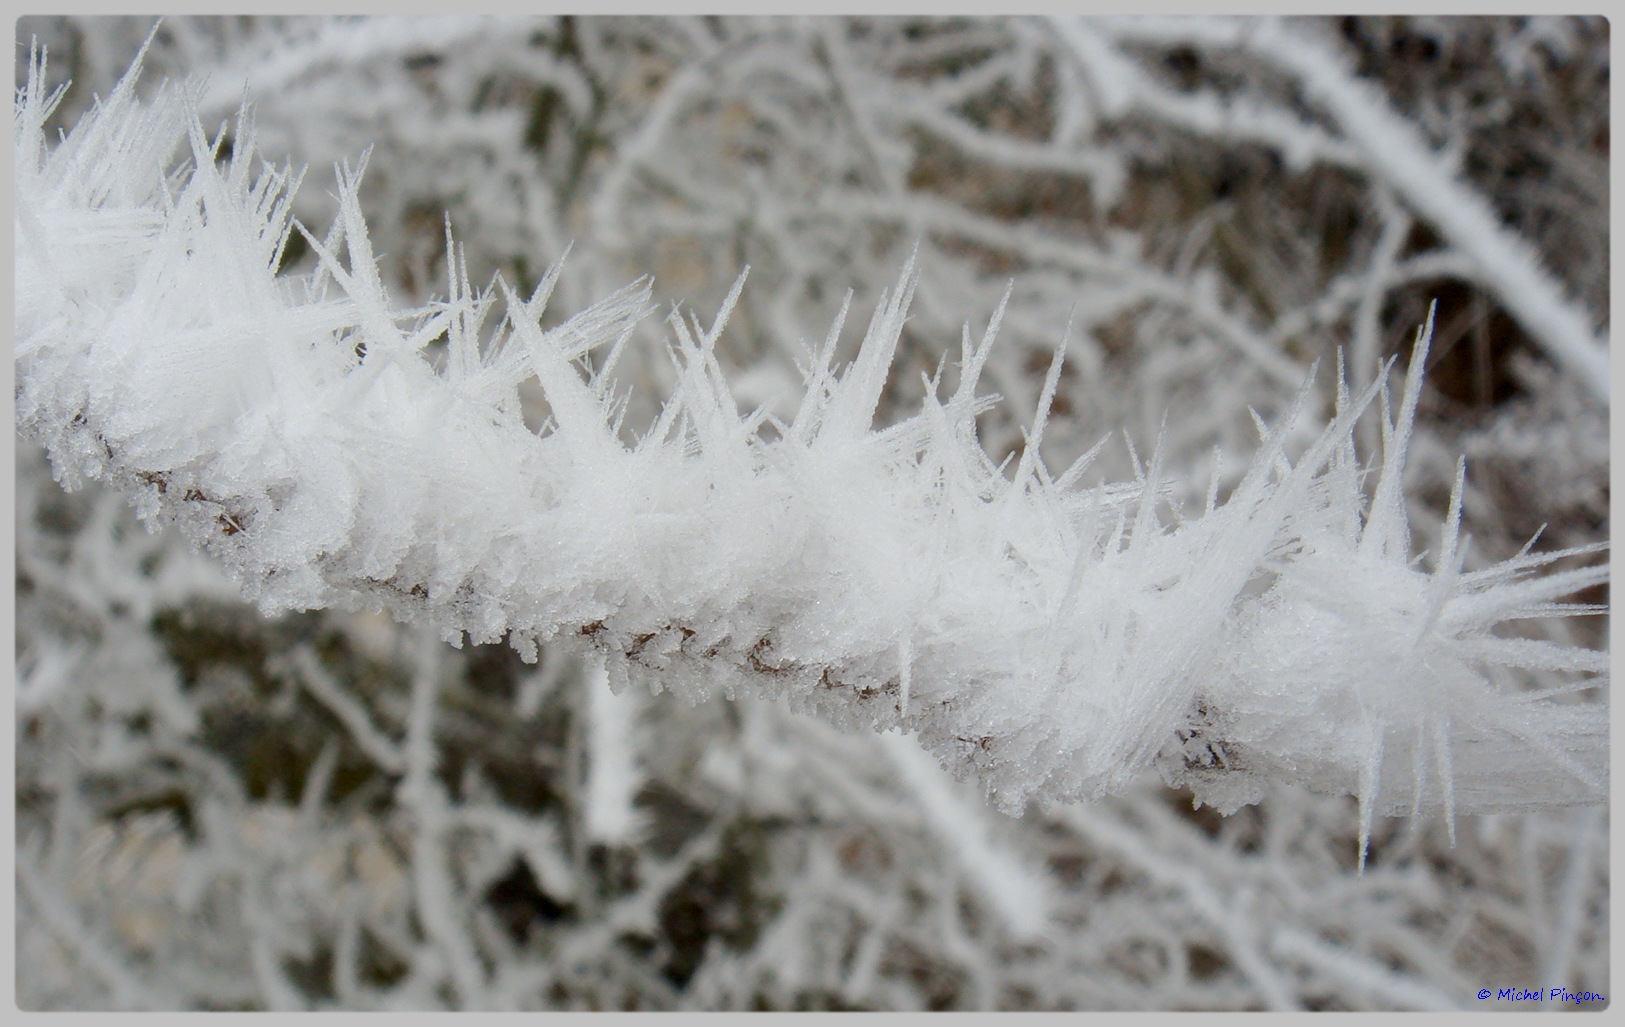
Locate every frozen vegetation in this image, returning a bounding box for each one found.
[13,15,1609,1011]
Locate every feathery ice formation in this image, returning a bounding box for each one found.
[14,47,1607,839]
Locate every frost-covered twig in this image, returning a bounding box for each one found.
[398,633,489,1008]
[15,848,168,1010]
[282,645,406,773]
[1267,927,1459,1011]
[1055,802,1297,1008]
[1051,19,1364,173]
[177,15,515,119]
[13,42,1606,839]
[880,730,1052,940]
[1081,16,1610,403]
[582,654,647,845]
[1535,806,1605,988]
[822,190,1309,390]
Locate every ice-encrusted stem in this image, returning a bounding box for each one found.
[14,46,1607,827]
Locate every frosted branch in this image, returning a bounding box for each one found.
[1083,16,1609,404]
[13,43,1607,838]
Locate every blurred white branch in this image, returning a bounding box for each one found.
[582,655,647,845]
[16,849,168,1010]
[1083,16,1610,403]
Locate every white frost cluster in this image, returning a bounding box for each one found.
[14,41,1607,846]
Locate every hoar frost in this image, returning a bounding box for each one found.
[12,42,1607,842]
